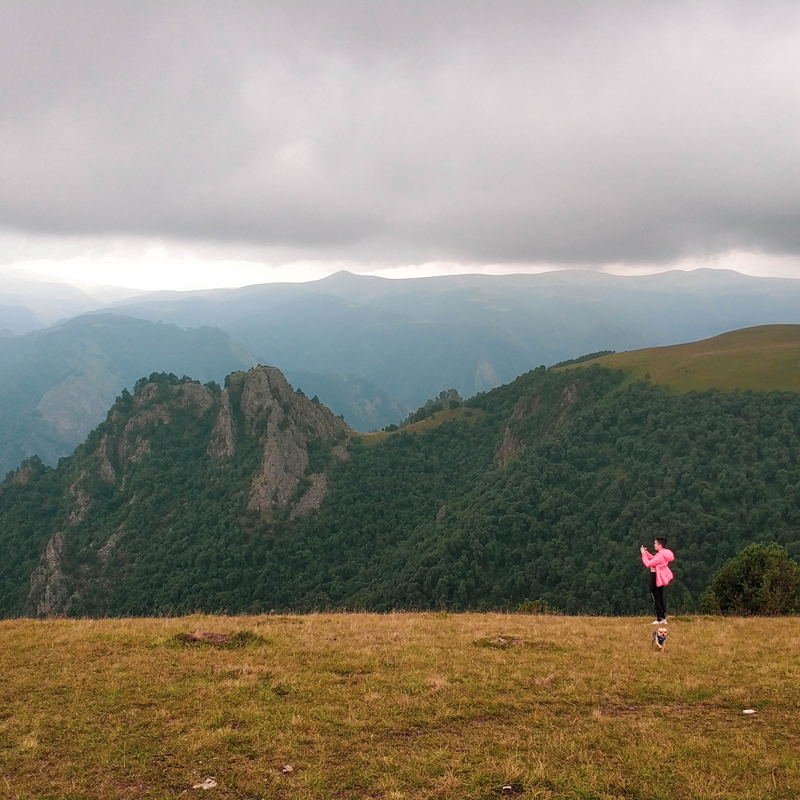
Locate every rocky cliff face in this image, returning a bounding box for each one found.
[27,531,71,617]
[23,366,352,616]
[226,366,349,514]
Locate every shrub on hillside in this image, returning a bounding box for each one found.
[700,543,800,615]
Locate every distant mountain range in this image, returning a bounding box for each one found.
[0,271,146,334]
[111,269,800,410]
[0,272,105,334]
[4,268,800,477]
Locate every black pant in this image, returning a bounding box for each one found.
[649,572,666,620]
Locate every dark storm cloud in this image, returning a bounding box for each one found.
[1,0,799,265]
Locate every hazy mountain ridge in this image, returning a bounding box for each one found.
[111,269,800,409]
[0,272,111,334]
[0,314,258,477]
[8,267,800,444]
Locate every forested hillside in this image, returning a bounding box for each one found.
[1,361,799,618]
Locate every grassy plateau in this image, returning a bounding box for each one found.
[565,325,800,393]
[1,614,798,800]
[356,407,484,445]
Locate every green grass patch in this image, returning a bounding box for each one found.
[357,407,485,447]
[560,324,800,393]
[0,613,798,799]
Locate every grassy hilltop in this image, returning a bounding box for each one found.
[567,324,800,393]
[1,613,798,800]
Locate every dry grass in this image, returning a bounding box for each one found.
[357,408,485,446]
[560,324,800,394]
[0,614,798,799]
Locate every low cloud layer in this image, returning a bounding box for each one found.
[2,1,800,273]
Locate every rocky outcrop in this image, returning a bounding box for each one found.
[555,383,578,428]
[118,382,214,467]
[331,443,350,461]
[5,456,45,486]
[231,366,351,514]
[130,436,152,464]
[207,388,236,459]
[97,528,122,566]
[290,474,328,519]
[133,382,161,406]
[171,383,214,412]
[96,434,116,484]
[249,428,310,512]
[10,367,355,618]
[29,470,96,616]
[66,473,91,526]
[496,426,526,467]
[28,531,72,617]
[118,405,170,465]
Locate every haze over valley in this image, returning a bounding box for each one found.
[4,267,800,479]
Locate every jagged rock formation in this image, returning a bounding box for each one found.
[4,456,46,486]
[66,473,91,526]
[18,365,352,616]
[96,434,116,483]
[556,383,579,427]
[27,469,94,614]
[207,388,236,459]
[496,427,526,467]
[229,366,350,514]
[290,474,328,520]
[28,531,71,617]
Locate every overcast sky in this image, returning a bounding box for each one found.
[2,0,800,290]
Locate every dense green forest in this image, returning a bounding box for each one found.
[1,363,799,618]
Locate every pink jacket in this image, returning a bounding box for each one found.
[642,548,674,587]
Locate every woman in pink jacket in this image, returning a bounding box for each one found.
[640,538,674,624]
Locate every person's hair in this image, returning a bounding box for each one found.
[655,537,668,548]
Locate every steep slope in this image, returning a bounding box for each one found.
[0,314,257,477]
[567,324,800,393]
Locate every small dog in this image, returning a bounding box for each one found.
[652,627,668,652]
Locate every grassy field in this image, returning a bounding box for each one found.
[562,325,800,393]
[1,614,798,800]
[356,407,485,446]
